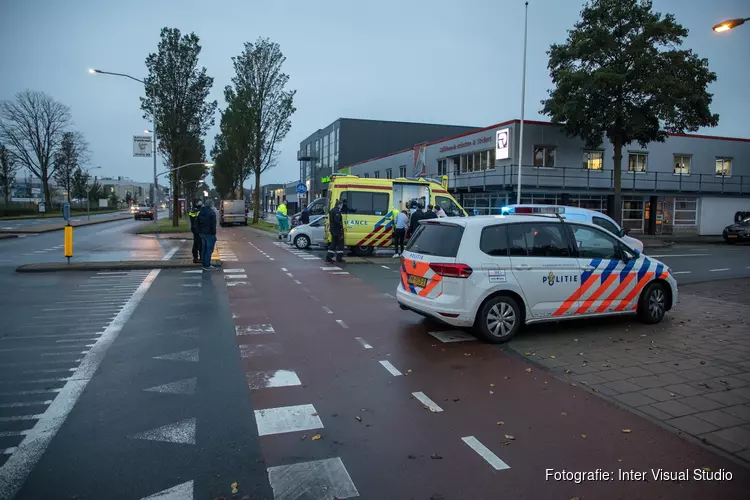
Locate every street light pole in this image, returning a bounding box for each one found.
[712,17,750,32]
[516,1,529,205]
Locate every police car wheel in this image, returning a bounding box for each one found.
[476,295,521,343]
[294,234,310,249]
[638,282,666,324]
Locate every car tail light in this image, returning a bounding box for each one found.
[429,263,473,278]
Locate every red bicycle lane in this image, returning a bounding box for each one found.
[239,234,750,500]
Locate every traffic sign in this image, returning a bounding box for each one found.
[296,183,307,195]
[62,203,71,222]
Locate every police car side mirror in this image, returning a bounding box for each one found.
[620,228,630,237]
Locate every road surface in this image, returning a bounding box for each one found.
[0,211,131,230]
[0,225,747,499]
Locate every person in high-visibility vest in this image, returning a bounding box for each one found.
[276,200,289,240]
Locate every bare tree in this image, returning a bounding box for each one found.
[0,144,20,207]
[0,90,72,207]
[53,131,90,204]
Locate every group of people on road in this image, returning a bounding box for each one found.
[188,199,218,271]
[391,202,446,256]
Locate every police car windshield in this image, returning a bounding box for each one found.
[406,223,463,257]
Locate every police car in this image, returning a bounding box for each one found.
[396,214,678,343]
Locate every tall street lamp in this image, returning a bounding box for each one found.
[516,1,529,205]
[713,17,749,32]
[88,68,159,231]
[84,166,101,220]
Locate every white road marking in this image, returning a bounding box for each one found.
[379,360,402,376]
[0,377,71,385]
[381,265,390,269]
[0,388,62,396]
[293,279,301,284]
[246,370,302,389]
[281,268,288,272]
[267,457,359,500]
[1,448,18,455]
[332,271,350,275]
[355,337,373,349]
[254,403,323,436]
[286,272,294,277]
[710,268,730,272]
[153,349,199,362]
[182,283,201,287]
[56,336,101,343]
[0,431,29,438]
[223,268,245,273]
[269,258,275,261]
[412,391,444,412]
[143,378,197,395]
[0,401,52,408]
[140,480,194,500]
[648,253,710,258]
[336,319,349,329]
[181,270,202,274]
[428,330,477,343]
[322,306,333,314]
[225,274,248,279]
[162,246,179,260]
[226,281,247,286]
[0,414,43,422]
[321,266,341,271]
[236,324,274,335]
[41,351,88,357]
[96,272,129,275]
[239,343,281,358]
[461,436,510,470]
[672,271,692,275]
[130,418,196,445]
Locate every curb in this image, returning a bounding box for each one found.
[15,259,222,273]
[0,215,133,234]
[0,234,18,240]
[0,211,124,222]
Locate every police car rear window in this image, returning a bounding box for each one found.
[406,223,463,257]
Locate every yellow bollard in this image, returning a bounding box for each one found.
[64,225,73,262]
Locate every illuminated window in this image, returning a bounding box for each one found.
[673,155,691,175]
[533,146,556,167]
[583,150,603,170]
[716,158,732,176]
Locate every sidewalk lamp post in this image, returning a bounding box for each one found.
[84,166,101,220]
[713,17,749,32]
[88,68,159,231]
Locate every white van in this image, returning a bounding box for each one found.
[220,200,248,226]
[502,205,644,253]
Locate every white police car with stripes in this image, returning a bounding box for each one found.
[396,214,678,343]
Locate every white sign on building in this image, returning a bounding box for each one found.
[133,136,152,157]
[495,128,510,160]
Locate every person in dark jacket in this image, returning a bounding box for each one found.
[408,203,425,237]
[300,206,310,225]
[197,200,218,270]
[423,204,438,221]
[326,200,345,263]
[188,200,202,264]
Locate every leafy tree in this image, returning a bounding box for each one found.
[141,27,217,226]
[53,131,89,204]
[0,144,19,207]
[0,90,72,207]
[541,0,718,223]
[88,179,103,202]
[225,38,296,222]
[70,167,90,205]
[109,191,119,208]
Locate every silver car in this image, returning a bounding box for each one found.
[287,215,326,249]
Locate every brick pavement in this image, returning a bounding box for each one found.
[509,278,750,465]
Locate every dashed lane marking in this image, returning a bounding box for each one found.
[0,401,52,408]
[709,268,730,272]
[673,271,692,275]
[379,360,402,377]
[293,280,301,284]
[355,337,372,349]
[223,268,245,273]
[254,403,323,437]
[236,325,274,335]
[332,271,350,275]
[461,436,510,470]
[336,320,349,329]
[130,418,196,445]
[140,480,194,500]
[246,370,302,389]
[322,306,333,314]
[267,457,359,500]
[286,272,294,277]
[225,274,248,279]
[381,265,390,269]
[226,281,248,287]
[321,266,341,271]
[153,349,199,362]
[428,330,477,343]
[412,391,444,412]
[281,268,288,272]
[143,378,197,395]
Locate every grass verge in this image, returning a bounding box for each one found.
[248,220,278,233]
[134,217,190,234]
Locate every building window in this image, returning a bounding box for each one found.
[520,193,560,205]
[398,166,406,177]
[458,150,494,174]
[437,159,447,176]
[621,196,644,232]
[582,150,603,170]
[716,158,732,176]
[673,155,691,175]
[374,171,380,179]
[533,146,556,167]
[385,168,392,179]
[628,153,647,173]
[673,197,698,226]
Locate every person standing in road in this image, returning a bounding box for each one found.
[393,209,409,257]
[188,200,202,264]
[408,203,425,238]
[197,199,218,271]
[326,200,345,264]
[300,205,310,225]
[276,199,289,240]
[423,204,438,220]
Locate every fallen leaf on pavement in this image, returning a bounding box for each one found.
[430,452,442,459]
[524,352,531,356]
[502,441,510,446]
[311,434,321,441]
[564,369,572,374]
[464,353,472,357]
[489,391,494,394]
[311,412,318,416]
[573,338,579,342]
[496,421,505,426]
[525,368,532,373]
[231,482,239,494]
[580,434,587,439]
[622,429,632,433]
[490,383,495,387]
[669,393,676,397]
[550,355,556,359]
[355,416,362,422]
[561,412,568,416]
[452,398,460,402]
[571,497,581,500]
[700,360,706,365]
[504,434,515,440]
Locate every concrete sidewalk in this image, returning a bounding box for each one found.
[16,258,222,273]
[640,234,725,248]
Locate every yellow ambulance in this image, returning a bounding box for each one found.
[324,174,467,256]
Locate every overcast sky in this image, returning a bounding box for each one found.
[1,0,747,188]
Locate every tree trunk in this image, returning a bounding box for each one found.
[43,177,51,209]
[172,159,179,227]
[612,135,623,226]
[253,169,261,223]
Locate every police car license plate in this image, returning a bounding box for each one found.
[408,275,428,288]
